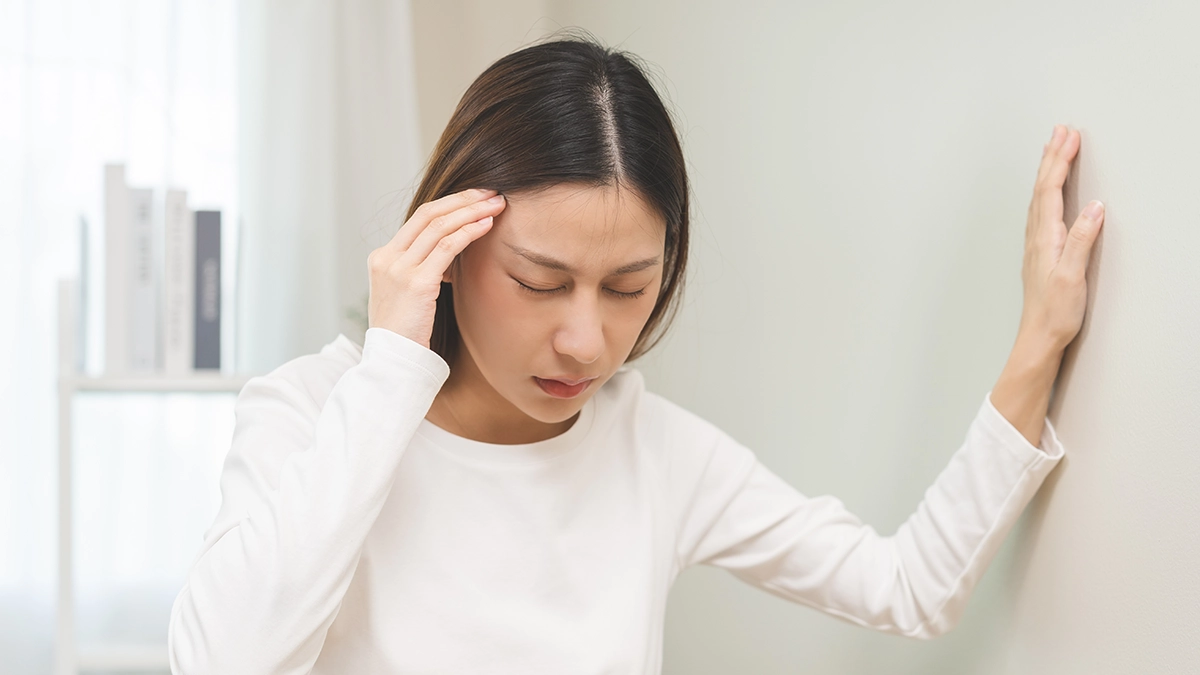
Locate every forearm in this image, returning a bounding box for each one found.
[990,336,1064,448]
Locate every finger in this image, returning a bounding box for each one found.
[1036,128,1081,227]
[1040,128,1081,190]
[405,194,505,263]
[417,215,495,280]
[1034,125,1064,185]
[388,187,497,253]
[1059,200,1104,277]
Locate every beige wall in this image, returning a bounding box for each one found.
[410,2,1200,673]
[410,0,554,161]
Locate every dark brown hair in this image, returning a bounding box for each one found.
[407,31,690,368]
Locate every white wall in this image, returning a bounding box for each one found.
[410,2,1200,672]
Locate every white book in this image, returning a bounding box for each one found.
[58,277,79,375]
[162,189,194,375]
[77,215,89,374]
[103,165,129,376]
[128,187,158,372]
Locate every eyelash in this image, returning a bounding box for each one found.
[514,279,647,300]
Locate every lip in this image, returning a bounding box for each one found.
[543,375,597,386]
[533,376,596,399]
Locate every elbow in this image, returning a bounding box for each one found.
[903,589,969,640]
[881,604,957,641]
[168,585,244,675]
[168,578,312,675]
[882,541,967,641]
[905,617,957,641]
[168,586,215,675]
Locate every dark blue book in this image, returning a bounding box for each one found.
[194,210,221,370]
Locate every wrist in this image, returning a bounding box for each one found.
[1015,310,1073,357]
[1010,330,1066,371]
[990,335,1063,448]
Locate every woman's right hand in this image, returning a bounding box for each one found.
[367,187,507,349]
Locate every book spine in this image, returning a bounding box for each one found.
[78,215,89,374]
[103,165,129,376]
[128,187,157,372]
[194,210,221,370]
[59,277,79,376]
[163,190,194,375]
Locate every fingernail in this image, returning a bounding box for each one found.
[1050,125,1061,141]
[487,194,505,204]
[475,188,497,197]
[1084,200,1104,219]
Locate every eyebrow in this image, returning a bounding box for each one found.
[504,242,661,276]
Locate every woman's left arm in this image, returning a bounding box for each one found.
[667,125,1104,640]
[991,124,1105,445]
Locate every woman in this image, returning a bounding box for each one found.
[168,35,1102,674]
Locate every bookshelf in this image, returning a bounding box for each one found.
[54,278,255,674]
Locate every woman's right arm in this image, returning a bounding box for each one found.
[167,328,448,674]
[168,187,508,675]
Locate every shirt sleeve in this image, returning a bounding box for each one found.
[670,390,1065,640]
[167,328,450,675]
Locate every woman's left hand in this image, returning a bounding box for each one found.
[1016,124,1106,356]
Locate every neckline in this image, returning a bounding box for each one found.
[416,396,597,466]
[332,333,599,467]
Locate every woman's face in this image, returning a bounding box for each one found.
[446,182,666,426]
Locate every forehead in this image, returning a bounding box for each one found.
[492,183,665,269]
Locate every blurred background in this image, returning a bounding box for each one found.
[3,1,1197,674]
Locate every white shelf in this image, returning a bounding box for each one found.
[61,373,253,393]
[54,277,260,674]
[77,644,169,671]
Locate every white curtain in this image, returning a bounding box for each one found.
[237,0,424,372]
[0,1,422,672]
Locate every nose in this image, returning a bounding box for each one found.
[553,293,604,365]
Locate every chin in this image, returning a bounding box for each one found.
[514,382,591,422]
[522,396,585,424]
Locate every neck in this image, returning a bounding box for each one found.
[425,347,577,445]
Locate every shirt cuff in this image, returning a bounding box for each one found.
[981,389,1066,464]
[362,326,452,385]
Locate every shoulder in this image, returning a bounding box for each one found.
[596,365,736,457]
[218,334,364,498]
[601,367,759,522]
[237,333,363,414]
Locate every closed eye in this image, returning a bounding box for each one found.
[513,278,647,300]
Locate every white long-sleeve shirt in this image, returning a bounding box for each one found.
[168,327,1065,674]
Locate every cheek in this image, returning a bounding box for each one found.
[617,283,662,345]
[625,278,662,322]
[454,264,543,355]
[621,295,658,338]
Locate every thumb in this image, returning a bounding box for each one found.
[1060,200,1105,276]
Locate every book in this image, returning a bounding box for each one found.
[103,165,129,376]
[128,187,158,372]
[163,190,194,375]
[58,277,79,375]
[194,210,221,370]
[78,215,89,374]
